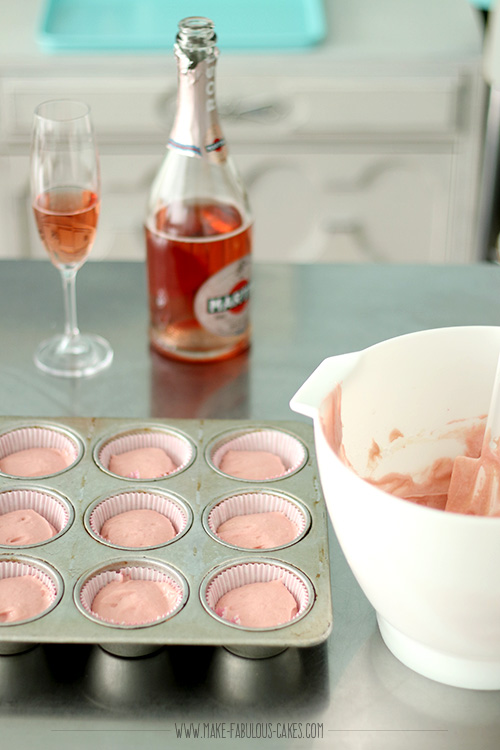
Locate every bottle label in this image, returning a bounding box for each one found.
[194,255,251,337]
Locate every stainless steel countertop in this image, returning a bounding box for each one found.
[1,259,500,750]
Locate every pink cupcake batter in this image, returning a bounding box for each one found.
[0,509,57,545]
[216,511,297,549]
[0,447,73,477]
[0,575,53,622]
[108,447,176,479]
[91,573,180,625]
[219,450,286,480]
[100,509,176,547]
[215,579,298,628]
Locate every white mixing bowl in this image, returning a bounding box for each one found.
[290,326,500,689]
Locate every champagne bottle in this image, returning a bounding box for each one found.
[145,17,252,362]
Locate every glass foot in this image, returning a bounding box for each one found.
[34,333,113,378]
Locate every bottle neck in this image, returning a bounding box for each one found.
[168,45,227,163]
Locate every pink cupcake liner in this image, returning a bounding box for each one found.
[0,556,62,625]
[201,559,314,630]
[85,490,192,548]
[0,488,73,545]
[205,491,310,549]
[76,561,188,628]
[94,426,195,480]
[207,428,307,481]
[0,424,82,477]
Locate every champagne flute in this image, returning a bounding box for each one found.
[30,99,113,377]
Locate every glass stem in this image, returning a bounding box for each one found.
[60,267,80,341]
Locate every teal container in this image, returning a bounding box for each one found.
[38,0,327,52]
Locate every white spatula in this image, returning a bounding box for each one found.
[446,352,500,515]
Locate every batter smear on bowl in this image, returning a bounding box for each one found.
[323,384,499,514]
[366,420,487,512]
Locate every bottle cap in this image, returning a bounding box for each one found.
[175,17,217,66]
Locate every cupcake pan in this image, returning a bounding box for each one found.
[0,417,332,658]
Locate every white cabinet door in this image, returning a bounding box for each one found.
[236,150,454,263]
[4,74,459,145]
[2,149,455,264]
[0,65,480,264]
[0,155,32,260]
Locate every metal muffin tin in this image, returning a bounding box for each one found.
[0,417,333,658]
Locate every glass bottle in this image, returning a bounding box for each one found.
[145,17,252,363]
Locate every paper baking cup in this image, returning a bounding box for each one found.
[94,426,196,480]
[0,488,74,547]
[204,491,311,550]
[206,427,308,481]
[75,559,188,629]
[0,424,83,478]
[201,559,314,631]
[85,489,192,549]
[0,555,63,653]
